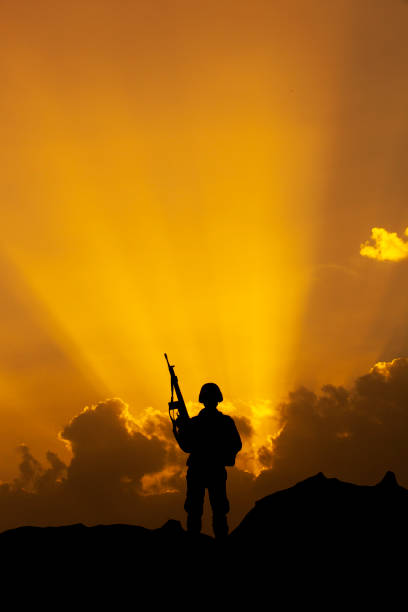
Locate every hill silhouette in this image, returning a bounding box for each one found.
[2,472,406,599]
[231,469,408,548]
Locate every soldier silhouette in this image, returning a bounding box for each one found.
[173,382,242,539]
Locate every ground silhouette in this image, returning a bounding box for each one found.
[2,472,406,600]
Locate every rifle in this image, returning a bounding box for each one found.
[164,353,189,430]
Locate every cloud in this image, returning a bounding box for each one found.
[255,357,408,498]
[232,415,254,439]
[0,398,185,532]
[13,444,44,491]
[12,445,67,494]
[360,226,408,261]
[61,398,166,491]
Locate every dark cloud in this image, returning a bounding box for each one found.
[13,444,44,491]
[255,358,408,498]
[61,398,166,492]
[233,415,254,439]
[11,445,67,495]
[0,398,183,532]
[257,445,274,469]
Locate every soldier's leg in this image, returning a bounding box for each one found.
[208,468,230,539]
[184,468,205,533]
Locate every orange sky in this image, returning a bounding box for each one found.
[1,0,408,490]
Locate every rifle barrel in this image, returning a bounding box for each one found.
[164,353,189,421]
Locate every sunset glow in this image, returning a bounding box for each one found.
[1,0,408,533]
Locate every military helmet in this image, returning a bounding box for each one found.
[199,382,223,404]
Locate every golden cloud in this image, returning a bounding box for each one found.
[360,227,408,261]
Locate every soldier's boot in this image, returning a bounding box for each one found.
[187,513,202,534]
[213,513,228,540]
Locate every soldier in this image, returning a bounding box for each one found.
[173,383,242,539]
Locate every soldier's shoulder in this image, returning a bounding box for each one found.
[218,412,234,423]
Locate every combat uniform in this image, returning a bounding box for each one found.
[175,407,242,538]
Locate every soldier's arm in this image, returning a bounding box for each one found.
[173,418,195,453]
[220,416,243,466]
[229,417,242,454]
